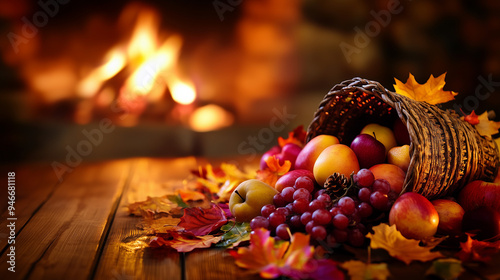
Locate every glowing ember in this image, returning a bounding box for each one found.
[189,104,234,132]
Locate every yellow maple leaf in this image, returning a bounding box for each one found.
[393,73,458,105]
[341,260,390,280]
[475,111,500,138]
[367,223,444,265]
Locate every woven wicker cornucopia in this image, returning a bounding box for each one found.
[306,77,500,199]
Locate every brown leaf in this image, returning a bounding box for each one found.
[139,211,182,234]
[367,223,444,265]
[127,196,178,216]
[150,231,222,252]
[393,73,457,105]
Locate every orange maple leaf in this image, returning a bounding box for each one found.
[367,223,444,265]
[278,125,307,148]
[475,111,500,138]
[393,73,458,105]
[256,156,291,187]
[456,234,500,263]
[231,228,315,279]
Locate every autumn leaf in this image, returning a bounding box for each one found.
[178,189,206,202]
[278,125,307,148]
[367,223,444,265]
[139,211,182,234]
[178,203,227,236]
[456,234,500,263]
[425,258,463,280]
[463,110,480,125]
[128,196,179,216]
[194,163,255,202]
[256,155,291,187]
[475,111,500,138]
[216,221,251,248]
[150,231,222,252]
[231,228,328,279]
[393,73,458,105]
[341,260,390,280]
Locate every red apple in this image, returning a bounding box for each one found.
[462,206,500,240]
[350,134,386,168]
[276,143,302,170]
[275,169,314,192]
[389,192,439,240]
[260,143,302,170]
[457,180,500,213]
[431,199,464,236]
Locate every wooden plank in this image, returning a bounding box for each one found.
[184,249,261,280]
[93,157,199,280]
[0,163,61,273]
[0,159,131,280]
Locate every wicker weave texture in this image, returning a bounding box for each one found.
[306,77,500,199]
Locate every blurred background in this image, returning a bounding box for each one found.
[1,0,499,163]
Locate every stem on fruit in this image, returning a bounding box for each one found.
[372,132,377,140]
[234,190,245,202]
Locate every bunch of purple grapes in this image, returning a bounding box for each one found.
[250,169,398,247]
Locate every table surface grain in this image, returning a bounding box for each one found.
[1,157,499,280]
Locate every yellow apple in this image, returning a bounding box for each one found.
[295,135,340,172]
[369,163,406,193]
[360,123,397,153]
[229,179,278,222]
[313,144,360,186]
[387,145,411,172]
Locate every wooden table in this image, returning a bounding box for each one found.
[1,157,499,280]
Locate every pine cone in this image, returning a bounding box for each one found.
[324,173,351,200]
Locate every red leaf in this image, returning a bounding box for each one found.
[456,234,500,263]
[150,231,221,252]
[178,203,228,236]
[464,110,480,125]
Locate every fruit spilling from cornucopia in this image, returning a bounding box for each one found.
[128,73,500,280]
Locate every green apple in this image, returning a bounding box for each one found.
[229,179,278,222]
[361,123,397,153]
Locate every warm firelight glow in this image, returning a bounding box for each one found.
[189,104,234,132]
[170,79,196,105]
[77,48,126,97]
[77,6,184,106]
